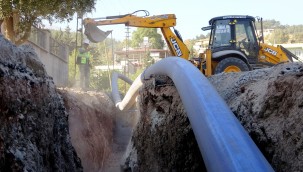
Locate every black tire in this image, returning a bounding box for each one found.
[214,57,249,74]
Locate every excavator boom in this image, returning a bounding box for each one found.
[84,14,177,28]
[83,12,190,59]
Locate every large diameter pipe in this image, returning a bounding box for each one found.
[111,57,274,171]
[142,57,273,172]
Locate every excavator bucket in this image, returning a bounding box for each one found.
[84,23,111,43]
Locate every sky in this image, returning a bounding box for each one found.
[46,0,303,41]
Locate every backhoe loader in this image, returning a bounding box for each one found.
[83,11,299,76]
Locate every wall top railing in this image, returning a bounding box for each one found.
[28,27,68,62]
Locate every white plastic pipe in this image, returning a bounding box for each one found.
[111,57,274,172]
[111,72,143,110]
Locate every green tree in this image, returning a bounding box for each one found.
[285,25,303,43]
[131,28,164,49]
[268,29,289,44]
[50,26,80,51]
[195,34,207,40]
[184,39,196,58]
[0,0,96,45]
[255,19,281,30]
[291,32,303,43]
[51,27,125,90]
[68,49,79,87]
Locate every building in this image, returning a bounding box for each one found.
[193,38,209,54]
[114,48,171,68]
[257,29,274,37]
[95,60,136,74]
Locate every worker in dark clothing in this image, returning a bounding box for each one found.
[77,39,92,90]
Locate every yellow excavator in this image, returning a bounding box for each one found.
[83,10,189,59]
[83,10,299,76]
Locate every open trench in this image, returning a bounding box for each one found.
[101,109,137,172]
[102,61,303,171]
[53,61,303,172]
[1,34,303,171]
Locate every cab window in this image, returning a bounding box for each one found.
[235,20,257,56]
[211,20,231,48]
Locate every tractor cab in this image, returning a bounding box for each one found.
[203,15,260,65]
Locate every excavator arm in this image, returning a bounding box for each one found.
[83,11,190,60]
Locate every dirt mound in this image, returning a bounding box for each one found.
[123,62,303,171]
[123,76,206,171]
[209,62,303,171]
[0,35,82,171]
[58,88,116,172]
[0,34,117,172]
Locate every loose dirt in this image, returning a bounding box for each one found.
[209,62,303,171]
[58,88,116,172]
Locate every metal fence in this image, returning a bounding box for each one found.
[49,37,68,62]
[29,27,47,49]
[29,27,67,62]
[28,27,69,86]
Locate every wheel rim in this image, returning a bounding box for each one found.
[223,66,241,73]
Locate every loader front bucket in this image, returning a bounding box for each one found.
[84,23,111,43]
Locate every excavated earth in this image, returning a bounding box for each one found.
[58,88,115,172]
[122,62,303,172]
[209,63,303,171]
[0,35,82,171]
[0,35,116,171]
[1,33,303,172]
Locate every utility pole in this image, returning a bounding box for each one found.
[124,26,130,93]
[111,31,114,71]
[74,12,83,86]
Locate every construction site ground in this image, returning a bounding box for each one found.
[1,35,303,171]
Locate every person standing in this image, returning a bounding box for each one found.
[77,39,92,90]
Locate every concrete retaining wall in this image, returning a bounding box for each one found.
[26,28,69,87]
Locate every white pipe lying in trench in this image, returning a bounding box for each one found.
[111,57,274,172]
[111,72,141,110]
